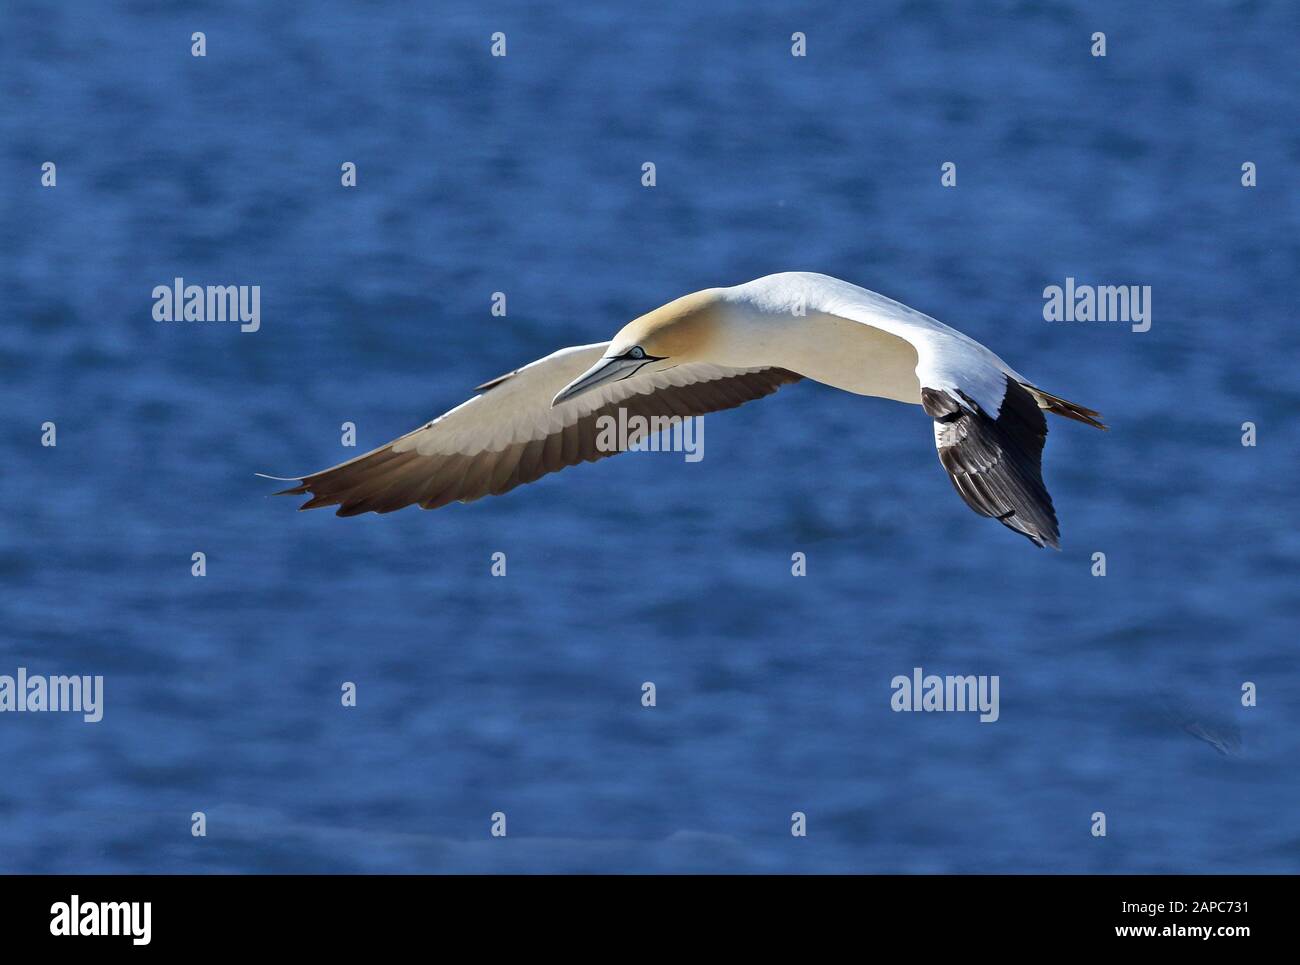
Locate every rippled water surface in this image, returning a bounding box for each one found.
[1,0,1297,872]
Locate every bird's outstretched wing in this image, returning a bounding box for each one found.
[274,343,800,516]
[922,378,1059,548]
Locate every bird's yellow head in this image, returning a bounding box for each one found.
[552,289,726,406]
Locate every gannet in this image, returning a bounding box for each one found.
[273,272,1105,547]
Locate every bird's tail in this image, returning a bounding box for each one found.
[1024,385,1107,430]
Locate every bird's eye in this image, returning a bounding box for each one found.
[628,346,645,359]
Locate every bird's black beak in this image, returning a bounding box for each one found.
[552,355,658,406]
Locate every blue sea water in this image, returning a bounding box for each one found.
[1,0,1297,873]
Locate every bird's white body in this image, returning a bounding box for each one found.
[716,273,1024,413]
[275,273,1104,548]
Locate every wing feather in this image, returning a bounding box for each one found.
[276,344,801,516]
[922,378,1060,548]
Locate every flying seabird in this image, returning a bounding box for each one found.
[273,272,1105,547]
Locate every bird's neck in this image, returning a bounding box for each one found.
[716,308,922,404]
